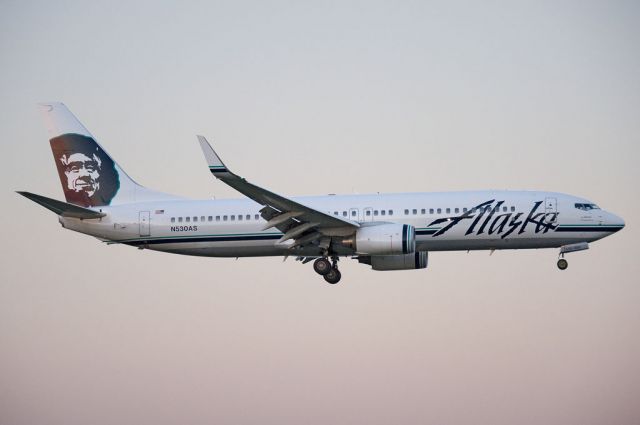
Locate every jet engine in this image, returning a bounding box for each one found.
[343,223,416,255]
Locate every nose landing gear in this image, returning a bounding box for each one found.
[557,258,568,270]
[556,242,589,271]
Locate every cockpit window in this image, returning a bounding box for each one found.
[575,203,600,211]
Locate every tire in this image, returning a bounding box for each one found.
[557,258,568,270]
[323,268,342,284]
[313,258,332,275]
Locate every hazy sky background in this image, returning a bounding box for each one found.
[1,1,639,424]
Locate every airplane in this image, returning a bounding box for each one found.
[18,103,625,284]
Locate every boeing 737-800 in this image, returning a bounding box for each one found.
[18,103,625,284]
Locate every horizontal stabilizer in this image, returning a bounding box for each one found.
[17,191,106,219]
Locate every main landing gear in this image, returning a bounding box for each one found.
[313,257,341,284]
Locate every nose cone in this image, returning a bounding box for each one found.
[607,212,625,233]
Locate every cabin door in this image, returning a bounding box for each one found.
[139,211,151,236]
[544,198,557,223]
[363,207,374,222]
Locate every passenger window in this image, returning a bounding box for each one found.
[455,208,459,213]
[429,208,434,214]
[178,217,183,223]
[374,210,379,216]
[412,209,417,215]
[246,214,250,220]
[404,209,409,215]
[446,208,451,214]
[388,210,393,216]
[463,208,468,213]
[223,215,227,221]
[343,211,347,217]
[366,210,371,216]
[255,214,259,220]
[381,210,386,216]
[421,209,426,214]
[186,217,191,223]
[238,215,243,221]
[231,215,235,221]
[171,217,175,223]
[216,216,220,221]
[334,211,338,216]
[193,217,198,222]
[351,210,356,217]
[511,206,515,212]
[201,216,205,222]
[437,208,442,214]
[208,216,213,221]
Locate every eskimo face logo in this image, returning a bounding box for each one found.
[60,151,101,196]
[50,134,120,207]
[428,199,558,239]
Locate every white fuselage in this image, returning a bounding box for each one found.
[60,190,624,258]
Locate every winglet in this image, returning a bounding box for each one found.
[197,135,230,176]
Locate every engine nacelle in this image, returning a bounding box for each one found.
[358,251,428,271]
[353,223,415,255]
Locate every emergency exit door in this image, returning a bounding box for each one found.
[349,208,360,222]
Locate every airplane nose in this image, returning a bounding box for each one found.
[608,212,625,232]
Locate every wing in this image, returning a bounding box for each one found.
[197,136,358,249]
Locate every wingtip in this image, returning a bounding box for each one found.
[197,135,228,171]
[197,135,214,151]
[37,102,60,112]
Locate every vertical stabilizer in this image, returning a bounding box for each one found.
[40,103,179,207]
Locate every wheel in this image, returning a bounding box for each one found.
[557,258,568,270]
[323,268,342,284]
[313,258,332,275]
